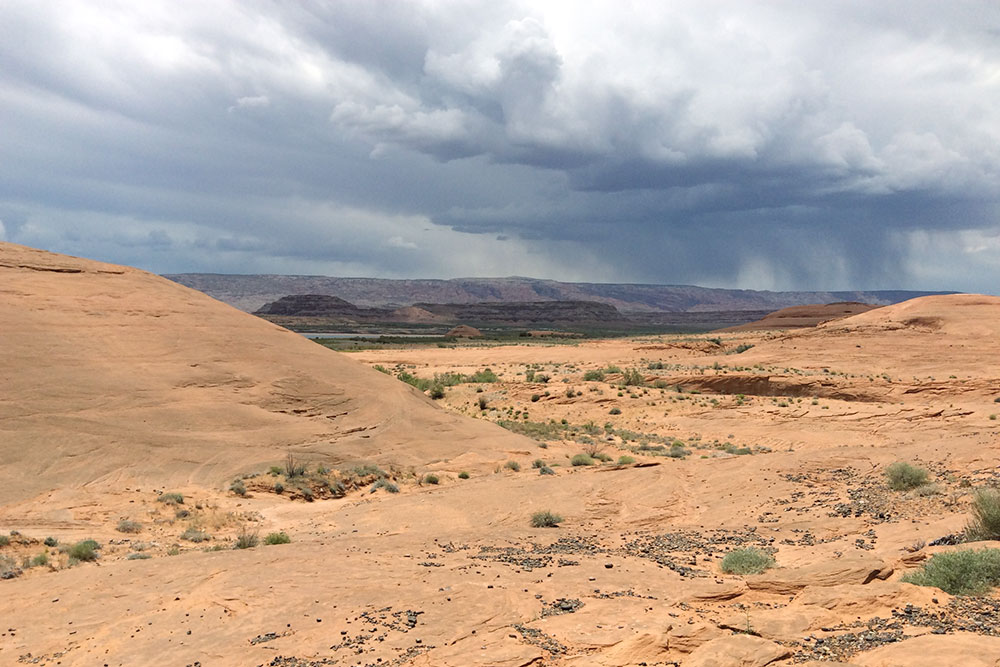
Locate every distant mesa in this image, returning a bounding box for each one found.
[166,272,957,314]
[446,324,483,338]
[254,293,627,326]
[718,302,881,332]
[254,293,364,317]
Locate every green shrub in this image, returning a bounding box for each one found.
[157,492,184,505]
[0,535,9,546]
[886,462,930,491]
[230,479,247,496]
[530,394,541,402]
[902,548,1000,595]
[532,459,545,469]
[31,552,49,567]
[423,474,439,485]
[458,471,470,479]
[268,466,283,476]
[478,396,488,410]
[583,369,605,382]
[181,528,210,543]
[67,539,100,562]
[469,368,499,383]
[504,460,521,472]
[234,529,259,550]
[618,455,636,465]
[274,482,284,494]
[530,511,563,528]
[539,465,555,475]
[721,547,774,575]
[571,454,595,466]
[609,407,622,415]
[967,487,1000,541]
[370,478,399,494]
[116,519,142,534]
[623,368,645,386]
[264,532,291,545]
[127,553,151,560]
[44,536,58,547]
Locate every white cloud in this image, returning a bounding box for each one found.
[228,95,270,112]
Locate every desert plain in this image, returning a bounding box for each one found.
[2,240,1000,667]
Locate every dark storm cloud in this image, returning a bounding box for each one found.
[0,1,998,290]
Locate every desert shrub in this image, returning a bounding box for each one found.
[722,444,751,456]
[623,368,645,386]
[116,519,142,534]
[234,529,259,550]
[31,552,49,567]
[530,394,541,402]
[458,471,470,479]
[351,464,387,479]
[478,396,488,410]
[728,343,755,355]
[126,553,151,560]
[886,462,930,491]
[539,465,555,475]
[229,479,247,496]
[469,368,499,383]
[532,459,545,469]
[268,466,283,476]
[285,452,306,477]
[67,539,100,562]
[721,547,774,575]
[423,474,439,485]
[583,369,605,381]
[593,452,612,462]
[166,546,180,556]
[609,407,622,415]
[157,492,184,505]
[370,478,399,494]
[504,460,521,472]
[902,548,1000,595]
[264,532,291,545]
[571,454,595,466]
[428,383,445,399]
[44,536,58,547]
[180,528,210,543]
[618,455,636,465]
[274,482,284,494]
[966,487,1000,541]
[604,365,622,374]
[0,535,9,546]
[530,510,563,528]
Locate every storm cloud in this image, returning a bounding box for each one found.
[1,1,998,290]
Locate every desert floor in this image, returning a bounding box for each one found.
[2,242,1000,667]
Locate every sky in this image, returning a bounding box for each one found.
[1,1,999,291]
